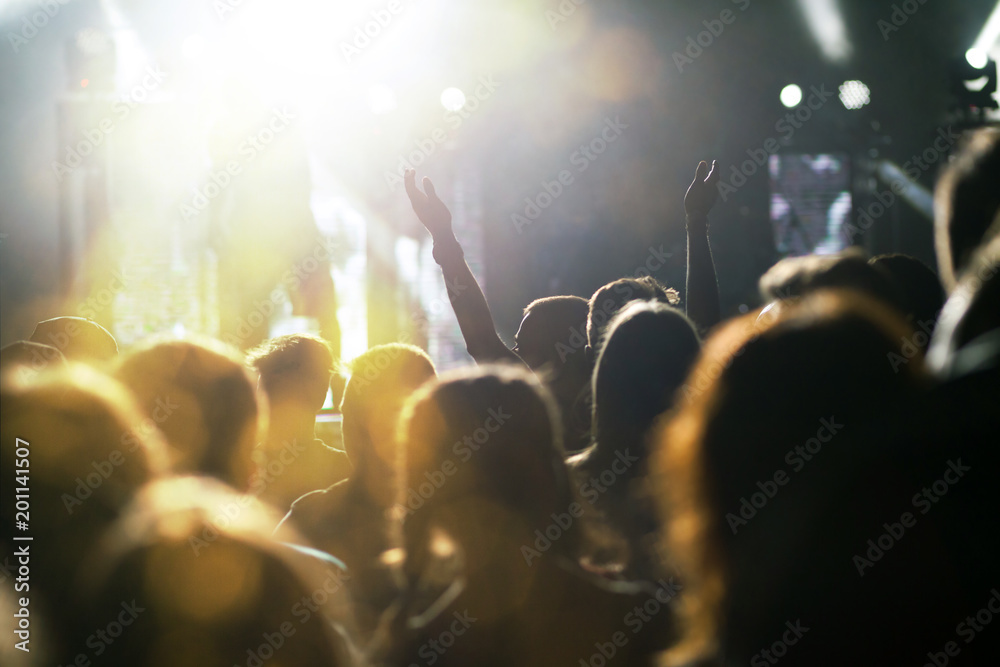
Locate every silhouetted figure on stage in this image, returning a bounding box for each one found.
[205,98,341,359]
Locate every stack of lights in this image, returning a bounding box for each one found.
[838,80,871,110]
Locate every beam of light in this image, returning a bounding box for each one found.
[368,84,398,115]
[440,87,466,112]
[972,0,1000,59]
[213,0,453,108]
[796,0,852,64]
[181,34,207,61]
[876,162,933,220]
[780,84,803,108]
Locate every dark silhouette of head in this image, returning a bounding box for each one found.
[759,251,906,316]
[515,296,590,371]
[0,340,67,380]
[29,316,118,363]
[85,476,347,666]
[396,368,681,666]
[868,254,945,330]
[570,301,700,578]
[935,127,1000,290]
[247,333,334,412]
[340,344,436,480]
[399,365,578,578]
[653,291,935,665]
[515,295,593,454]
[592,301,701,467]
[115,337,261,491]
[587,276,681,350]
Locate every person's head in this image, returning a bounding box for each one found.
[0,365,166,621]
[935,127,1000,290]
[247,333,334,412]
[0,340,67,381]
[868,254,945,331]
[339,344,436,475]
[592,301,701,470]
[587,276,680,350]
[115,337,262,491]
[29,316,118,363]
[652,291,924,664]
[398,365,577,577]
[759,250,905,316]
[928,231,1000,372]
[85,476,346,666]
[514,295,590,371]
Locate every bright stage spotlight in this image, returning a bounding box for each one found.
[780,84,804,108]
[368,84,398,114]
[181,34,206,61]
[967,47,990,69]
[838,80,870,110]
[440,87,466,112]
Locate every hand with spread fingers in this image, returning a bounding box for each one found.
[404,168,453,240]
[400,168,522,366]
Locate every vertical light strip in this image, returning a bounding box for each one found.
[796,0,852,63]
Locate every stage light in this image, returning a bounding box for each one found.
[962,48,992,93]
[949,52,998,111]
[967,47,990,69]
[796,0,852,63]
[182,34,206,61]
[838,80,870,110]
[440,87,466,112]
[780,84,803,108]
[965,76,991,93]
[367,84,397,114]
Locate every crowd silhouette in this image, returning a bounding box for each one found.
[1,127,998,666]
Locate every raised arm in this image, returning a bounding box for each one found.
[404,169,523,365]
[683,160,722,332]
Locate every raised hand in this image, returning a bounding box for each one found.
[684,160,721,220]
[404,169,453,239]
[402,169,519,366]
[683,159,722,331]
